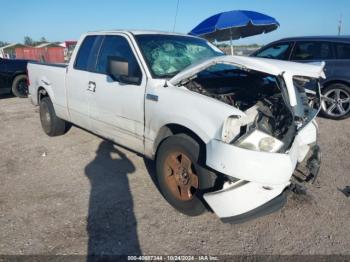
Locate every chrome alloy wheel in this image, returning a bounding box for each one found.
[321,88,350,117]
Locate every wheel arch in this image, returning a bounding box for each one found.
[11,71,27,83]
[37,86,49,102]
[153,124,207,163]
[322,79,350,89]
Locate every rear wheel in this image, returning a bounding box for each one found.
[39,96,70,136]
[156,134,217,216]
[321,83,350,120]
[11,75,28,98]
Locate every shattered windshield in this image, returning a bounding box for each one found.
[135,34,223,78]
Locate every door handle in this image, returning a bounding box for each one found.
[87,81,96,92]
[146,93,158,102]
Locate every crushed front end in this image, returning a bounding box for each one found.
[204,118,321,223]
[175,57,325,222]
[203,74,322,222]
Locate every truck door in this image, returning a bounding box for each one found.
[88,34,146,154]
[66,35,102,130]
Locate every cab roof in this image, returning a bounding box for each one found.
[86,30,194,37]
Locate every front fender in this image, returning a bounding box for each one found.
[145,83,245,146]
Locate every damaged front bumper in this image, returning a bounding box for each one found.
[203,120,320,223]
[293,144,322,183]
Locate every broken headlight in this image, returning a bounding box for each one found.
[235,129,284,153]
[221,115,241,143]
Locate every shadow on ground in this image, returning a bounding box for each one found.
[143,158,159,190]
[85,140,141,260]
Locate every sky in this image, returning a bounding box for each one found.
[0,0,349,45]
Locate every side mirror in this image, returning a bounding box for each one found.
[107,56,141,85]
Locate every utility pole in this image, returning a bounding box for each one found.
[172,0,180,32]
[338,15,343,36]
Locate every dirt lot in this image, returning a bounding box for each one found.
[0,96,349,256]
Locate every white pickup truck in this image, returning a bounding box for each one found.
[28,30,324,222]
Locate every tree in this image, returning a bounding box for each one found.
[0,41,9,47]
[39,37,47,43]
[24,36,34,46]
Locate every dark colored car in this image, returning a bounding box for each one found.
[0,57,29,98]
[251,36,350,120]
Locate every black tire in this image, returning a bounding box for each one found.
[39,96,70,136]
[156,134,217,216]
[320,83,350,120]
[11,75,28,98]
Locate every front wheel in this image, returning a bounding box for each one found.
[12,75,28,98]
[156,134,217,216]
[321,83,350,120]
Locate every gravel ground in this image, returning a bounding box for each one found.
[0,96,349,256]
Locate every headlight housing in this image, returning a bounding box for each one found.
[235,129,284,153]
[221,116,241,143]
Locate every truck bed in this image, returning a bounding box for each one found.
[28,61,68,68]
[28,62,69,120]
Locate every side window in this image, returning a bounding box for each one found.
[95,35,141,79]
[291,41,332,61]
[255,43,291,60]
[74,35,101,71]
[334,43,350,59]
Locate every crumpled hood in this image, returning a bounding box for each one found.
[169,55,326,107]
[169,55,326,85]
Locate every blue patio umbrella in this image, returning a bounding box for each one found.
[189,10,280,55]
